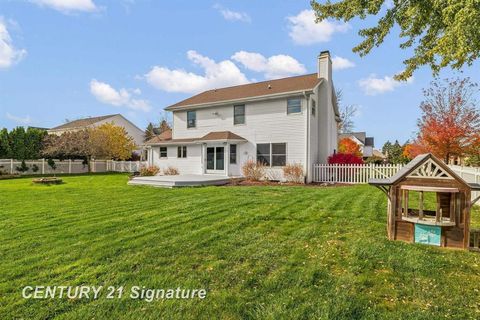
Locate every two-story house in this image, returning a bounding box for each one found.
[144,51,340,182]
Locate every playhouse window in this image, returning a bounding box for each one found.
[399,186,459,225]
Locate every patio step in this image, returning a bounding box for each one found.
[128,175,231,188]
[128,178,176,188]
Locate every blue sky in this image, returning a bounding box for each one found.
[0,0,479,147]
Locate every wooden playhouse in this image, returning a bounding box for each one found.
[369,154,480,250]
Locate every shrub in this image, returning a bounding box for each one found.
[282,163,304,184]
[328,153,364,164]
[140,165,160,176]
[16,160,29,173]
[163,166,179,175]
[47,159,57,171]
[242,160,266,181]
[32,164,40,173]
[365,156,384,165]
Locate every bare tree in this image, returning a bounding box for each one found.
[336,89,358,133]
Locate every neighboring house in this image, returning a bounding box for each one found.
[372,149,387,161]
[47,114,145,151]
[144,51,340,182]
[339,132,378,159]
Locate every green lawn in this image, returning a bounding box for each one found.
[1,174,480,319]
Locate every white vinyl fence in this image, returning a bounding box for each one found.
[450,165,480,204]
[312,164,404,184]
[0,159,147,175]
[313,163,480,205]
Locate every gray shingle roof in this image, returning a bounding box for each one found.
[50,114,118,130]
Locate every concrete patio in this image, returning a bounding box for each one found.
[128,174,231,188]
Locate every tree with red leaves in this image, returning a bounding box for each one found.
[410,78,480,163]
[328,153,364,165]
[338,137,362,157]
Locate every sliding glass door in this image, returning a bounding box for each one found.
[206,146,225,174]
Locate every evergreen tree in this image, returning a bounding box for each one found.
[0,128,11,159]
[25,127,47,159]
[382,140,408,164]
[158,119,171,134]
[9,127,27,160]
[144,123,155,142]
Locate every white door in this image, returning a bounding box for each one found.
[206,146,225,174]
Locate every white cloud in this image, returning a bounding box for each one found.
[332,56,355,70]
[145,50,250,94]
[0,20,27,69]
[6,112,32,125]
[287,10,349,45]
[231,51,306,79]
[90,79,151,112]
[358,74,414,95]
[214,4,251,22]
[31,0,99,13]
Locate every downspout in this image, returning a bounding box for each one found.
[304,91,310,183]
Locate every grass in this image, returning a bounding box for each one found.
[1,174,480,319]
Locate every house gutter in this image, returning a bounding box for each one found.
[165,89,315,111]
[303,90,310,183]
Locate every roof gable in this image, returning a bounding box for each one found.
[407,158,454,180]
[370,154,470,188]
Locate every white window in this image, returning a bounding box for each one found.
[187,111,196,128]
[287,98,301,114]
[160,147,167,158]
[234,105,245,125]
[230,144,237,164]
[177,146,187,158]
[256,143,287,167]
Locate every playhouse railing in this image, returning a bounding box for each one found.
[469,229,480,251]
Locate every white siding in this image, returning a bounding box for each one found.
[150,144,202,175]
[316,82,338,164]
[172,97,307,179]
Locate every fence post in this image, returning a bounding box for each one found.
[129,161,132,172]
[68,159,72,174]
[10,159,13,174]
[41,158,45,174]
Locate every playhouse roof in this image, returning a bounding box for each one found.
[369,153,480,190]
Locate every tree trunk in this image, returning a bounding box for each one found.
[87,155,92,173]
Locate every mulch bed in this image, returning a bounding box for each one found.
[225,179,352,188]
